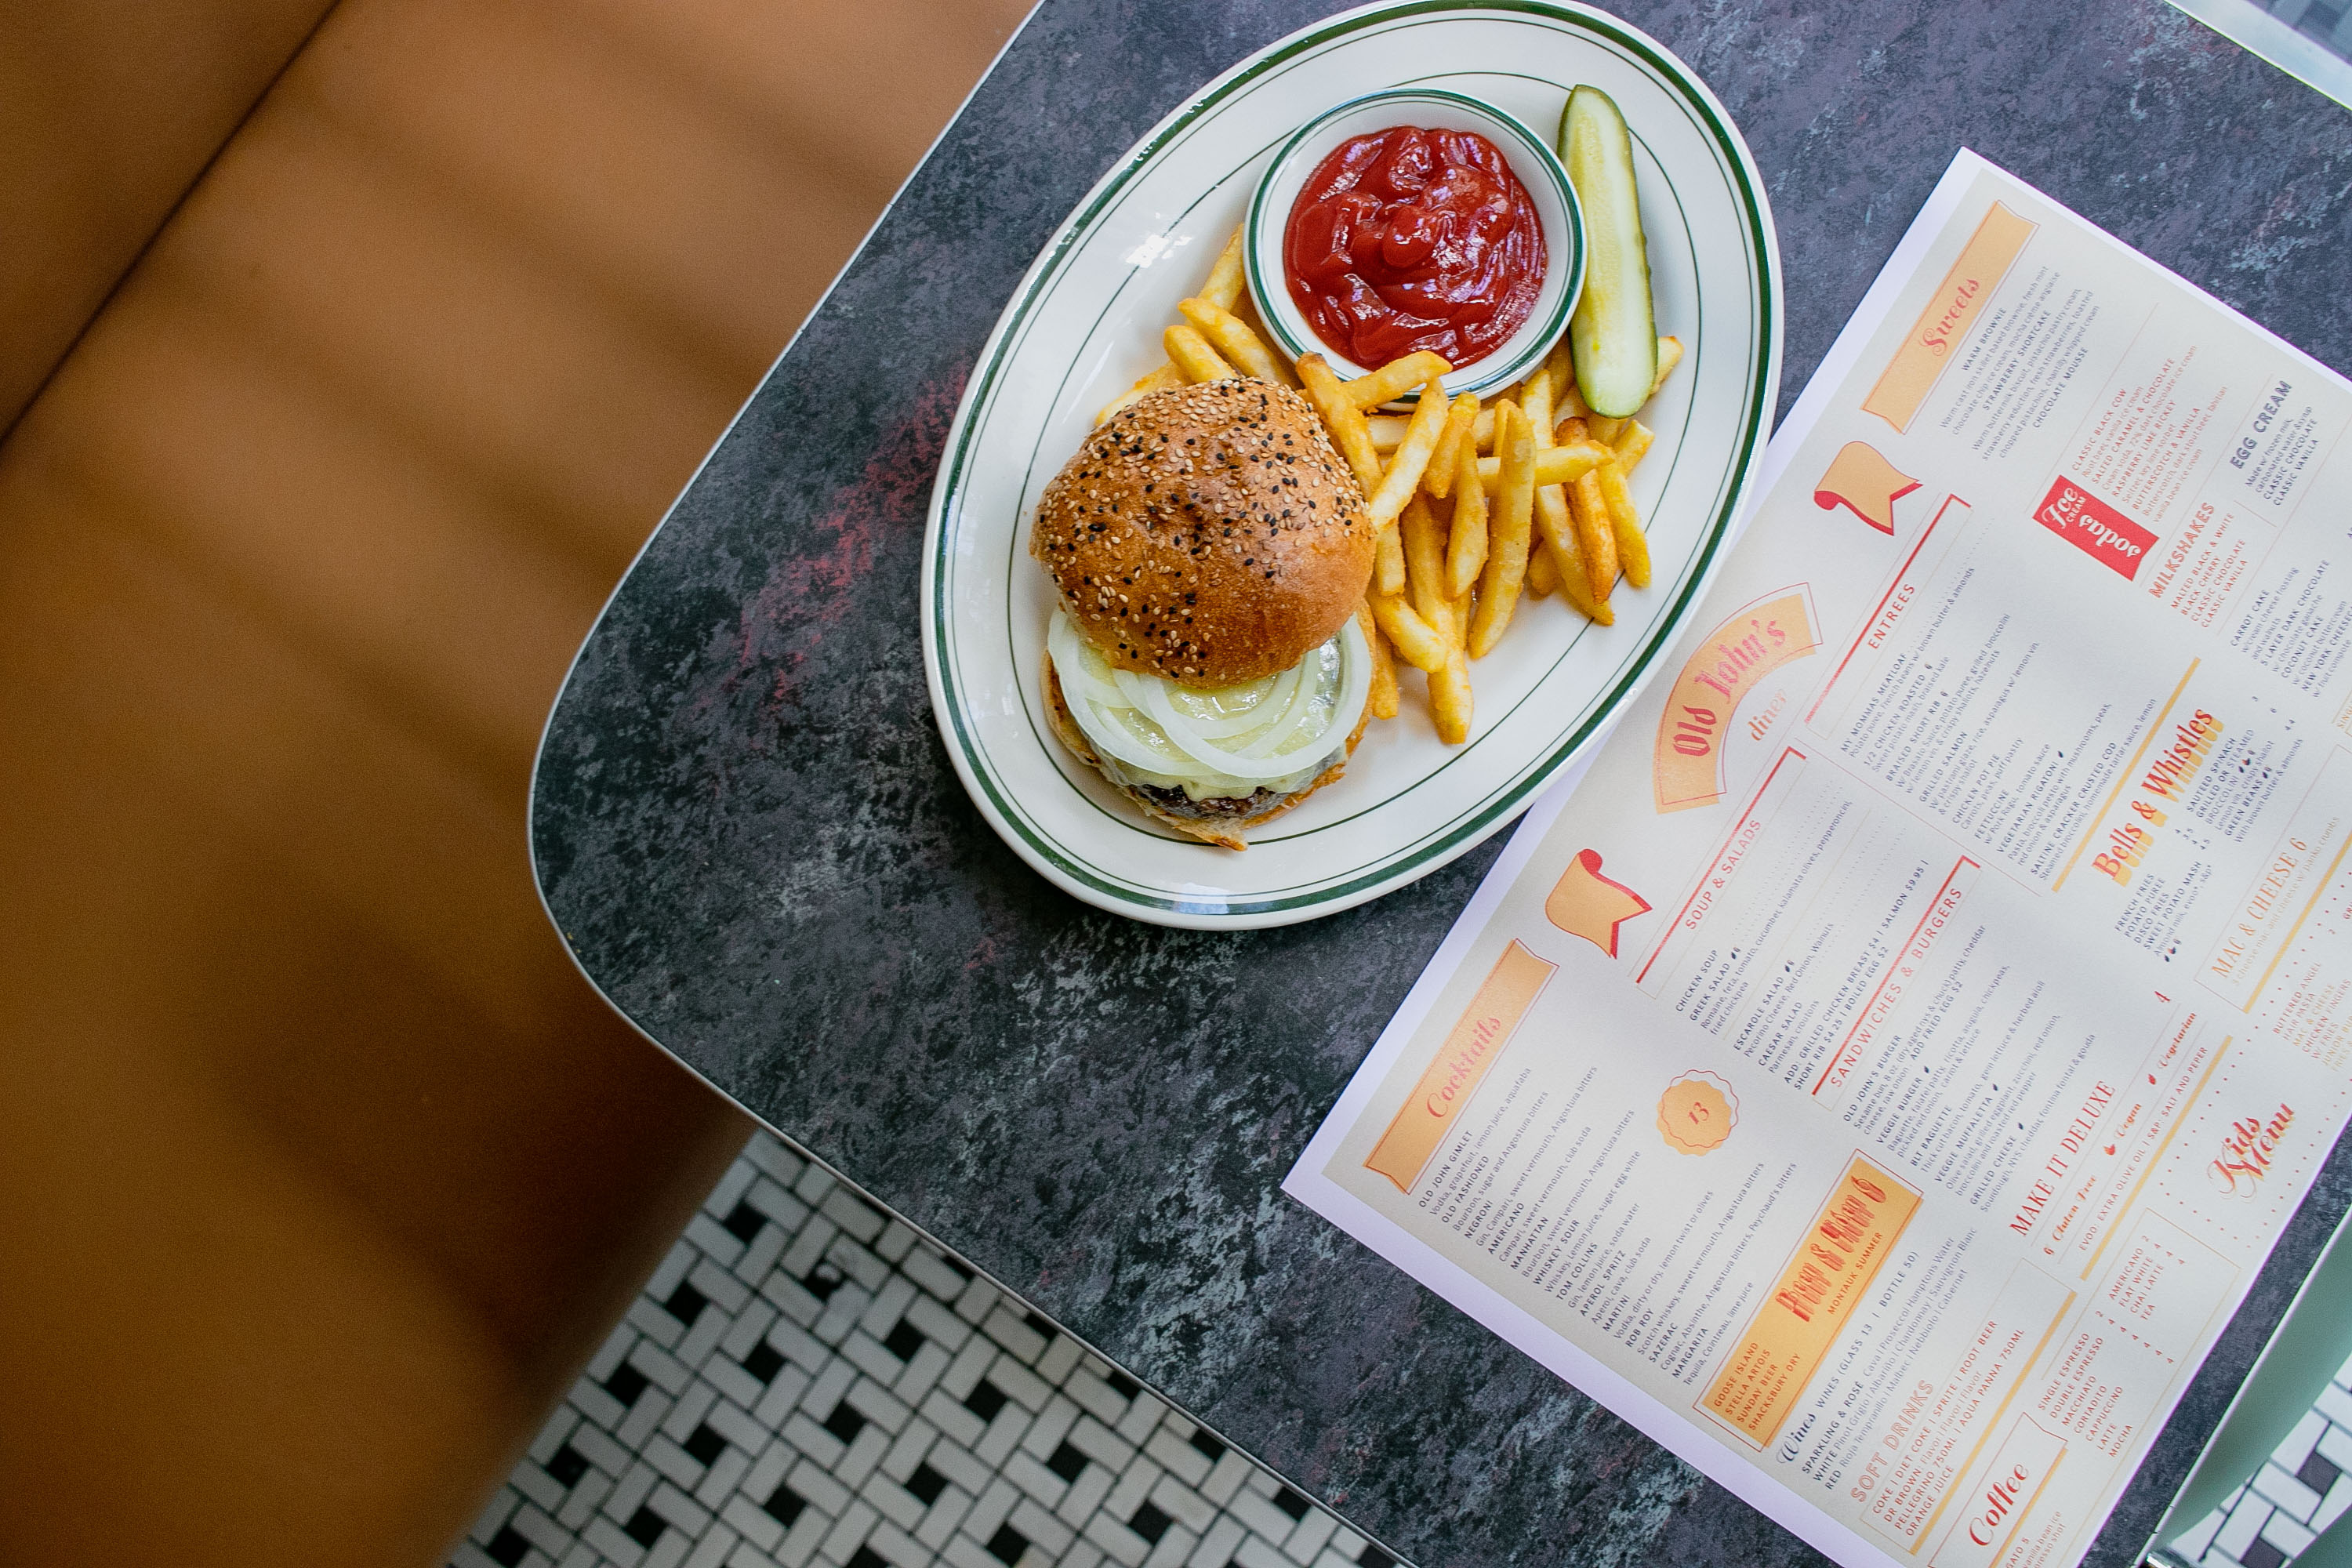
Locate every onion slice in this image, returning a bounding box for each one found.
[1047,610,1370,789]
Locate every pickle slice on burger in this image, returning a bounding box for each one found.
[1030,378,1377,850]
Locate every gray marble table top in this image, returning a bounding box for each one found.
[531,2,2352,1563]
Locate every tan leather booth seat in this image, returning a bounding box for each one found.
[0,1,1024,1562]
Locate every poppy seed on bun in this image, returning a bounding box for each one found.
[1030,379,1374,688]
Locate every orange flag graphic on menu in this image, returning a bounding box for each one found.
[1813,441,1918,535]
[1546,848,1650,958]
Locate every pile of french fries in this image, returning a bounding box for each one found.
[1094,227,1681,746]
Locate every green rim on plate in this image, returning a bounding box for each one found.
[920,0,1781,928]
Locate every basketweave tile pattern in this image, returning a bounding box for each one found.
[2156,1345,2352,1568]
[452,1132,1412,1568]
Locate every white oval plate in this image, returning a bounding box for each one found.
[922,0,1781,930]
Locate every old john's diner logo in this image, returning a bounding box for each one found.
[2209,1104,2294,1197]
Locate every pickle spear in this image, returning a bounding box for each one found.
[1559,85,1656,419]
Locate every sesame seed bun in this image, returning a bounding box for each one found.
[1030,379,1375,688]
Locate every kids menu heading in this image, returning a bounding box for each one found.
[1288,151,2352,1568]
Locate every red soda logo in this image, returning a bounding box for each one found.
[2034,476,2154,579]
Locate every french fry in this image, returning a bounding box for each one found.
[1530,495,1573,593]
[1534,486,1571,592]
[1469,401,1535,658]
[1374,397,1493,460]
[1381,403,1504,454]
[1525,444,1615,625]
[1470,404,1499,451]
[1364,376,1450,525]
[1565,565,1613,625]
[1526,545,1559,597]
[1521,356,1555,438]
[1595,459,1651,589]
[1475,440,1613,492]
[1451,585,1473,648]
[1540,336,1575,415]
[1515,376,1571,606]
[1651,335,1684,397]
[1584,413,1628,445]
[1359,604,1399,720]
[1096,361,1183,424]
[1424,393,1479,499]
[1534,470,1600,621]
[1166,324,1236,383]
[1372,593,1449,674]
[1375,522,1406,597]
[1569,468,1618,602]
[1558,377,1591,422]
[1178,296,1290,385]
[1446,431,1488,597]
[1428,646,1472,744]
[1399,494,1454,642]
[1297,354,1383,492]
[1344,350,1451,409]
[1533,405,1618,620]
[1524,361,1576,608]
[1613,419,1655,473]
[1201,225,1247,310]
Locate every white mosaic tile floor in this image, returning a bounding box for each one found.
[2155,1348,2352,1568]
[452,1133,1410,1568]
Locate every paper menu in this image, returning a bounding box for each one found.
[1285,150,2352,1568]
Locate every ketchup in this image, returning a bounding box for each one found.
[1283,125,1547,370]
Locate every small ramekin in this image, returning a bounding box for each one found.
[1245,88,1584,403]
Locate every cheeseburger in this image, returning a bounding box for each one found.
[1031,378,1377,849]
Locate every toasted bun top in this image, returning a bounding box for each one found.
[1030,379,1374,687]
